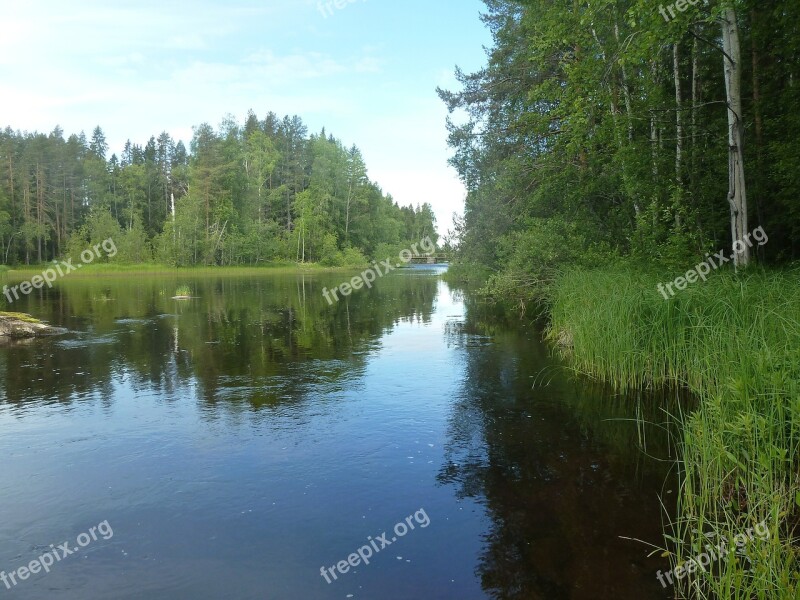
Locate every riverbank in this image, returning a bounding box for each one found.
[547,267,799,599]
[0,262,362,280]
[0,267,679,598]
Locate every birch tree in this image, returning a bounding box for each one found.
[721,5,749,267]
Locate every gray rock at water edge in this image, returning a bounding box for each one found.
[0,314,68,339]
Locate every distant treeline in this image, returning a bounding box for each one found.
[0,111,438,267]
[440,0,799,302]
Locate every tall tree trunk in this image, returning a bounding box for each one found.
[691,35,701,198]
[36,163,44,263]
[650,107,659,179]
[611,21,638,216]
[673,43,683,181]
[673,42,684,229]
[7,153,15,262]
[614,24,634,143]
[691,33,705,246]
[721,7,749,267]
[750,8,765,257]
[23,180,30,265]
[649,58,660,216]
[287,190,292,233]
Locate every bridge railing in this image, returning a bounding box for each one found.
[407,254,450,264]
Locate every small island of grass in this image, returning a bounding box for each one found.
[172,285,193,300]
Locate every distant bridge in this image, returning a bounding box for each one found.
[408,254,450,264]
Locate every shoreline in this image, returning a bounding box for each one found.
[545,266,798,598]
[0,262,370,280]
[0,311,67,339]
[447,262,799,598]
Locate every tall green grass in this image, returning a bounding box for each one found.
[548,268,800,599]
[1,262,339,280]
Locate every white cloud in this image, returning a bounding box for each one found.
[0,0,483,237]
[370,167,465,236]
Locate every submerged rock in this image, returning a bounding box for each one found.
[0,312,67,339]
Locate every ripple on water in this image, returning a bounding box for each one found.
[56,334,118,349]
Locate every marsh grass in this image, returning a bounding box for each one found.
[2,262,342,280]
[548,267,800,599]
[0,311,42,323]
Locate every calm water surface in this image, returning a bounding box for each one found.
[0,267,675,599]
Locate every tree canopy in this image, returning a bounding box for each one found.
[440,0,799,301]
[0,111,438,266]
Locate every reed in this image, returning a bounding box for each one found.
[548,267,800,599]
[1,262,338,279]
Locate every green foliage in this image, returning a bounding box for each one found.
[64,209,122,263]
[371,242,407,263]
[441,262,492,288]
[337,247,368,267]
[441,0,800,279]
[0,209,11,256]
[442,6,800,591]
[318,233,341,266]
[115,217,152,263]
[482,218,611,310]
[0,311,41,323]
[0,115,437,268]
[548,267,800,599]
[321,245,368,268]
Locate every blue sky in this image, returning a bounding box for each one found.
[0,0,491,235]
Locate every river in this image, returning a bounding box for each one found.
[0,266,675,599]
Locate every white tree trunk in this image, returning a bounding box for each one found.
[691,35,701,199]
[614,23,634,142]
[674,43,683,190]
[673,43,684,229]
[650,61,660,181]
[721,7,750,267]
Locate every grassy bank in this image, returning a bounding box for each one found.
[548,267,799,599]
[1,262,358,280]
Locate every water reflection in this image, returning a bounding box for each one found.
[0,271,438,409]
[439,311,677,599]
[0,268,676,599]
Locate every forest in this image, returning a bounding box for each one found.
[440,0,798,301]
[1,1,799,598]
[441,1,800,598]
[0,111,438,268]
